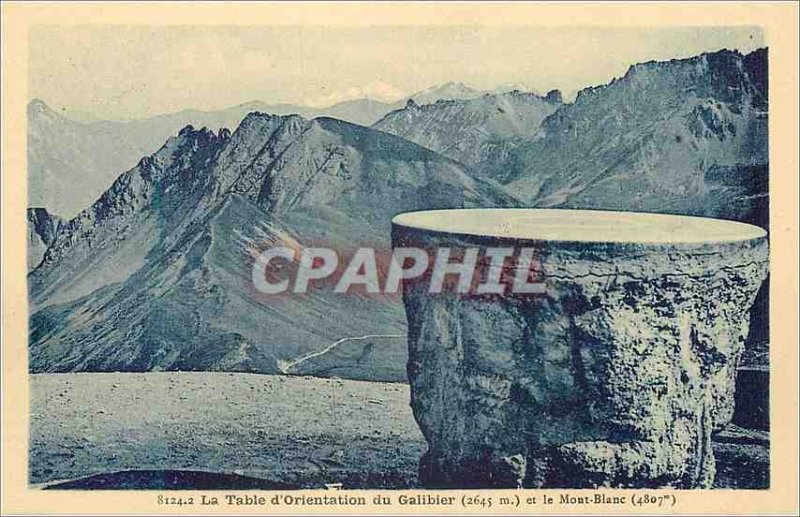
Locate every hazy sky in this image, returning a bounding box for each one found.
[29,25,764,120]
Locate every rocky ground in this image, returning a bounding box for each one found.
[29,372,768,489]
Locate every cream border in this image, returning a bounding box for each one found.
[2,2,798,515]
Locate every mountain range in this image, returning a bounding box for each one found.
[28,113,515,379]
[28,82,507,217]
[28,48,769,380]
[375,50,768,227]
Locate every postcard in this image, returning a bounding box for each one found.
[2,2,798,515]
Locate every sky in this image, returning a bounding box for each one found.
[29,25,765,121]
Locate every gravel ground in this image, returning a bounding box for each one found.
[30,373,425,488]
[29,372,768,489]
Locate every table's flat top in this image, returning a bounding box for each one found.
[392,209,767,244]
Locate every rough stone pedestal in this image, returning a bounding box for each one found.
[391,209,768,488]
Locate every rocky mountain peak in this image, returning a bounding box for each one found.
[570,48,766,115]
[234,112,309,136]
[28,98,51,115]
[544,89,563,104]
[27,98,65,124]
[178,124,196,136]
[27,207,62,245]
[176,124,219,140]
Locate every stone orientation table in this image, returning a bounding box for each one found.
[391,209,769,488]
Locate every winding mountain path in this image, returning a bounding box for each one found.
[278,334,404,374]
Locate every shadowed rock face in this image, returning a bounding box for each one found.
[392,209,768,488]
[27,207,62,271]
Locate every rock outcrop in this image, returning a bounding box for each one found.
[393,209,768,488]
[27,207,62,271]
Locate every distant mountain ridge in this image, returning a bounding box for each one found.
[373,89,563,181]
[28,98,394,217]
[405,82,487,105]
[28,82,529,217]
[374,49,767,227]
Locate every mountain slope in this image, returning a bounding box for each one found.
[373,90,562,181]
[29,126,230,309]
[29,195,406,376]
[502,48,768,227]
[29,113,518,380]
